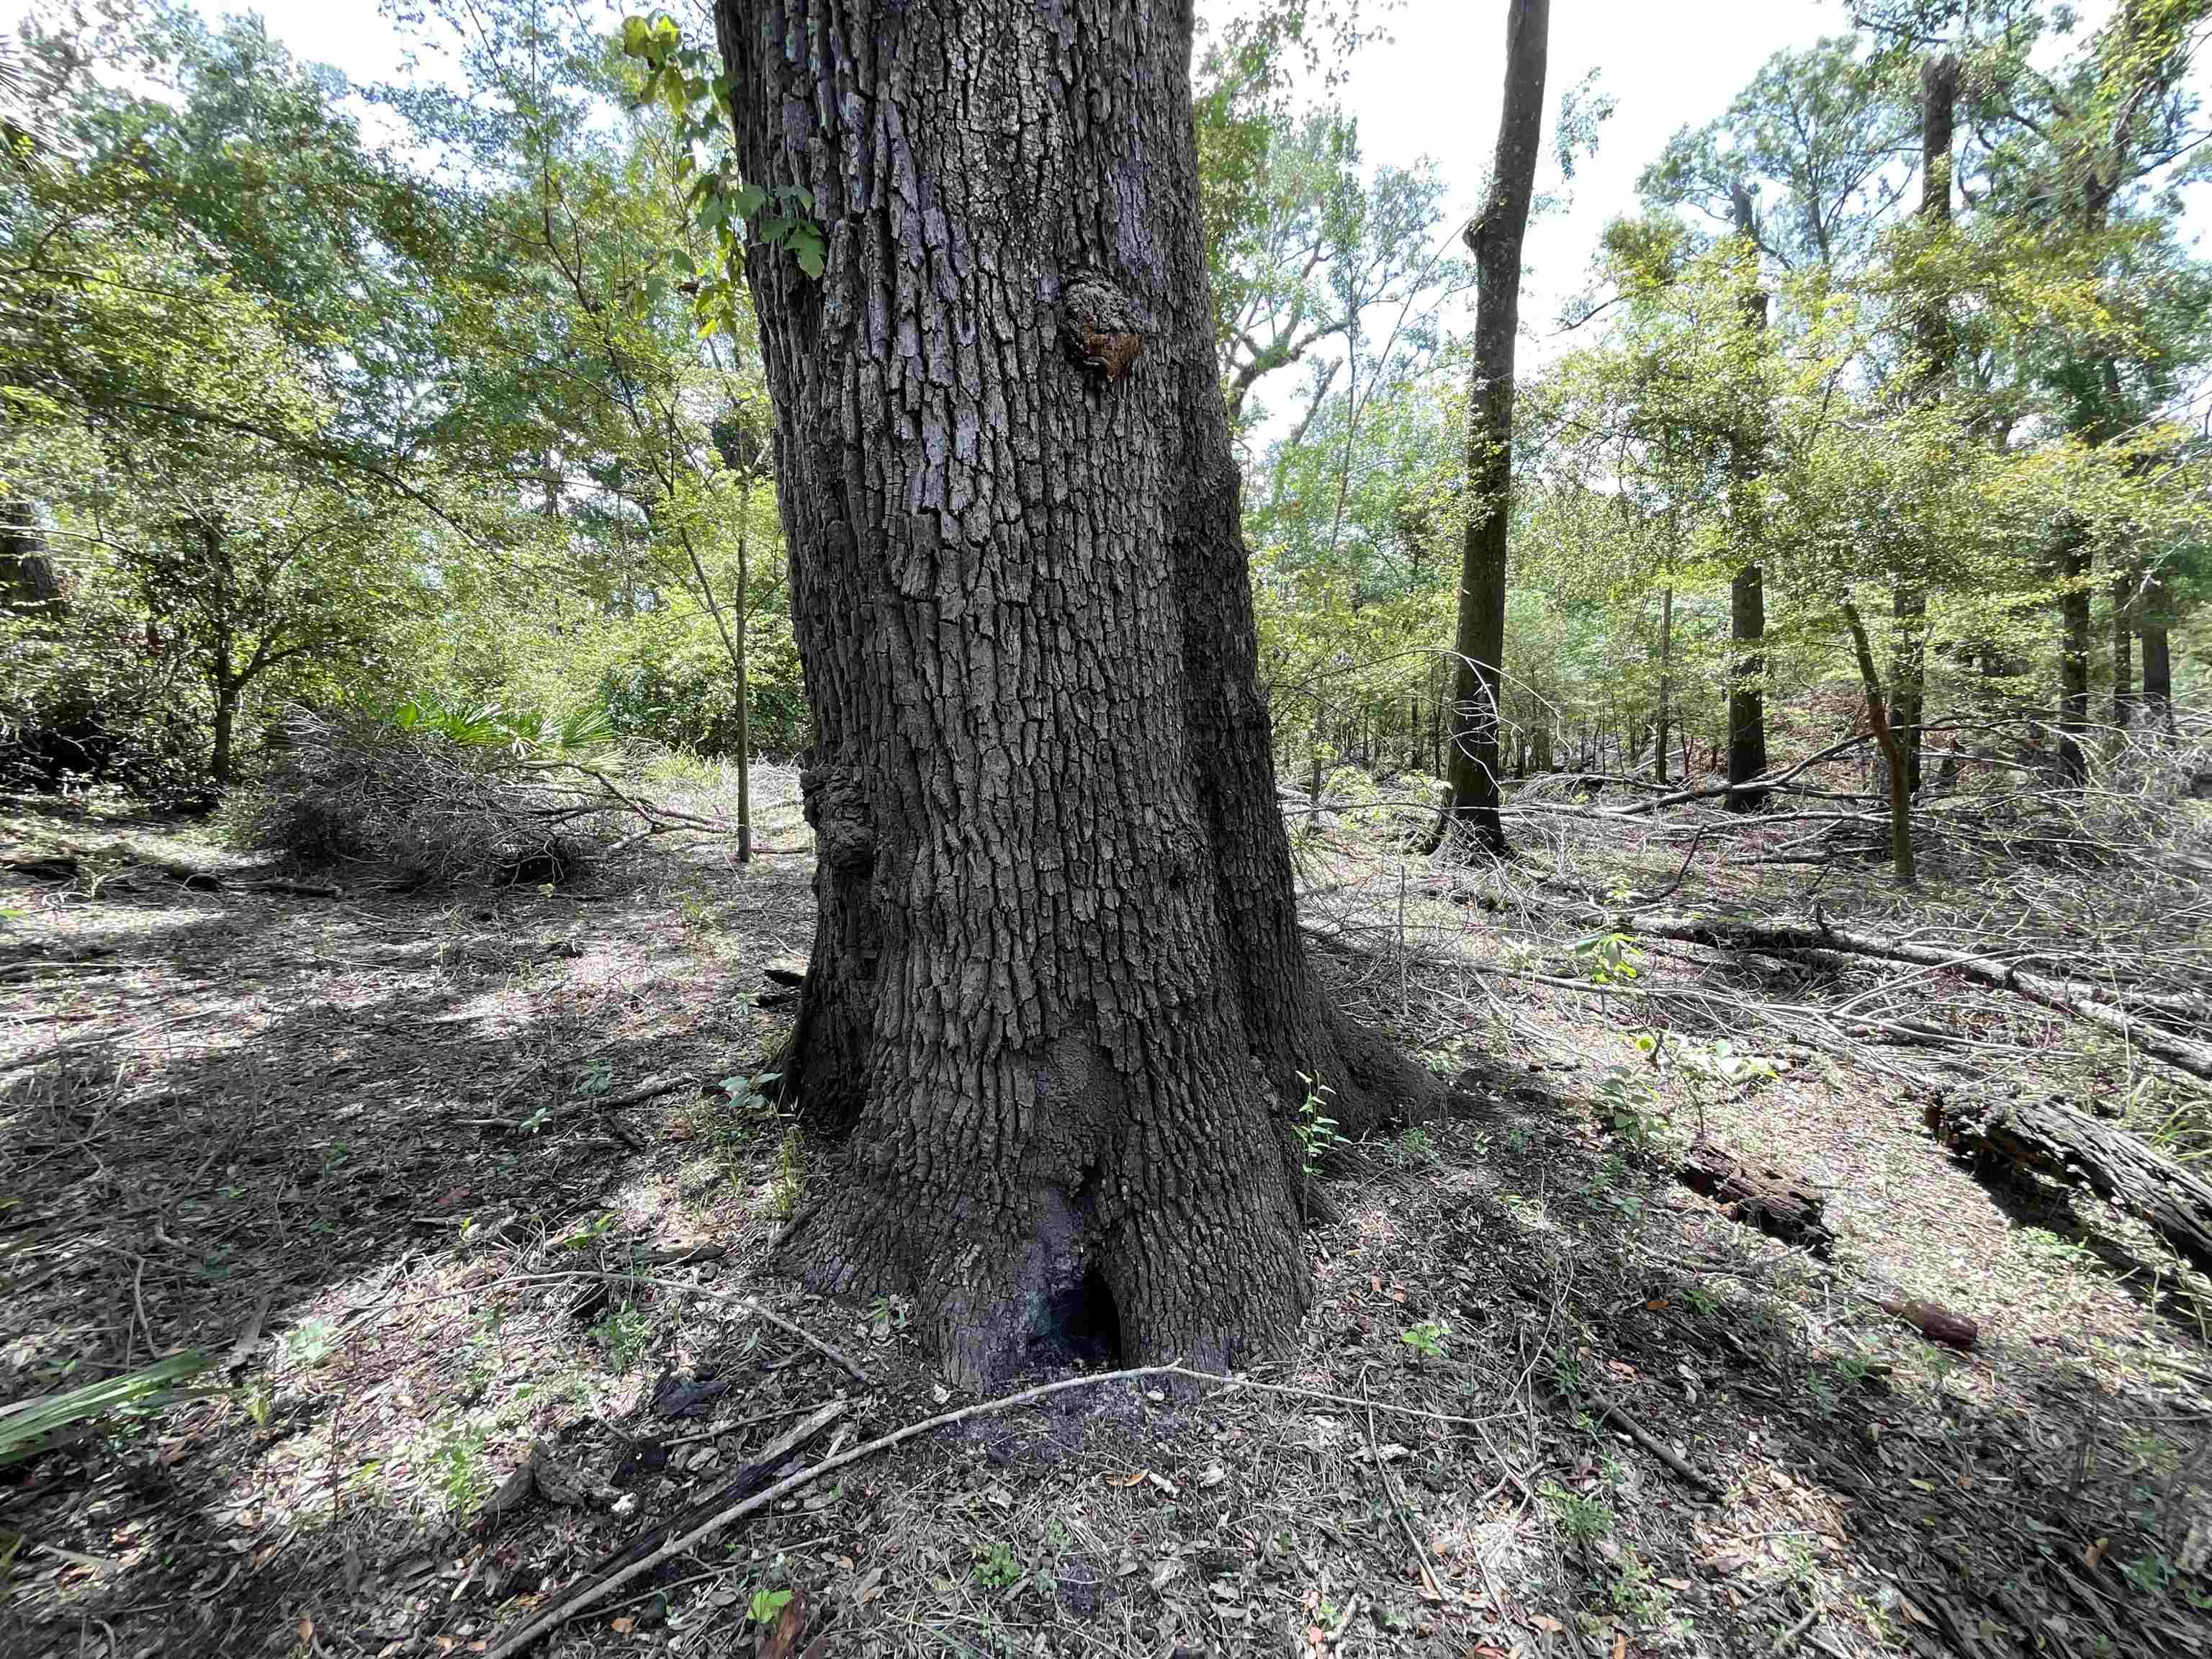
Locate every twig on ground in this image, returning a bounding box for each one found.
[1586,1387,1725,1496]
[465,1073,697,1133]
[742,1296,871,1384]
[1361,1366,1449,1604]
[1771,1602,1822,1655]
[483,1366,1184,1657]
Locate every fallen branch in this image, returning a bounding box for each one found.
[742,1297,871,1384]
[1862,1289,1979,1351]
[1586,1388,1725,1496]
[489,1401,846,1624]
[484,1357,1527,1657]
[484,1368,1184,1656]
[468,1074,698,1133]
[1614,912,2212,1084]
[1362,1369,1448,1604]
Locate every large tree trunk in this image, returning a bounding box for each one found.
[716,0,1431,1390]
[1891,53,1959,798]
[1435,0,1548,857]
[1725,184,1768,810]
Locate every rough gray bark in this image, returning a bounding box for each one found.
[1891,51,1959,796]
[1436,0,1549,856]
[1725,182,1768,809]
[1654,583,1673,787]
[714,0,1434,1390]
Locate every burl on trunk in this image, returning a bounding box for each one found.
[716,0,1432,1388]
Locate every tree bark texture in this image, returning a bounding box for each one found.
[1438,0,1548,856]
[714,0,1431,1389]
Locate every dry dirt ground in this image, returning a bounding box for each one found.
[3,765,2211,1659]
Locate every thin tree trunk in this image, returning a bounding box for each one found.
[1654,583,1673,787]
[210,682,239,787]
[1841,599,1915,886]
[734,475,753,862]
[2056,521,2092,783]
[1891,52,1959,797]
[1725,183,1769,810]
[2110,557,2136,731]
[1434,0,1548,857]
[716,0,1433,1389]
[2143,619,2175,732]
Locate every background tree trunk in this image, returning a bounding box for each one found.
[1654,583,1673,786]
[716,0,1432,1390]
[0,513,63,616]
[210,682,239,786]
[1436,0,1548,856]
[2143,617,2175,732]
[2111,556,2136,730]
[1727,563,1767,803]
[1726,182,1768,809]
[2056,523,2092,783]
[1891,51,1959,797]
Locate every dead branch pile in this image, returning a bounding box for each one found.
[228,707,611,889]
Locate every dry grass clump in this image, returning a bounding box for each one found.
[228,705,603,889]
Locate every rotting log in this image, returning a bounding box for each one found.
[1677,1142,1835,1257]
[1925,1096,2212,1275]
[1866,1291,1978,1352]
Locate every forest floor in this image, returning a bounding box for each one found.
[4,751,2212,1659]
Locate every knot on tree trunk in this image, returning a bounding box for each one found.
[800,765,875,873]
[1058,274,1143,382]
